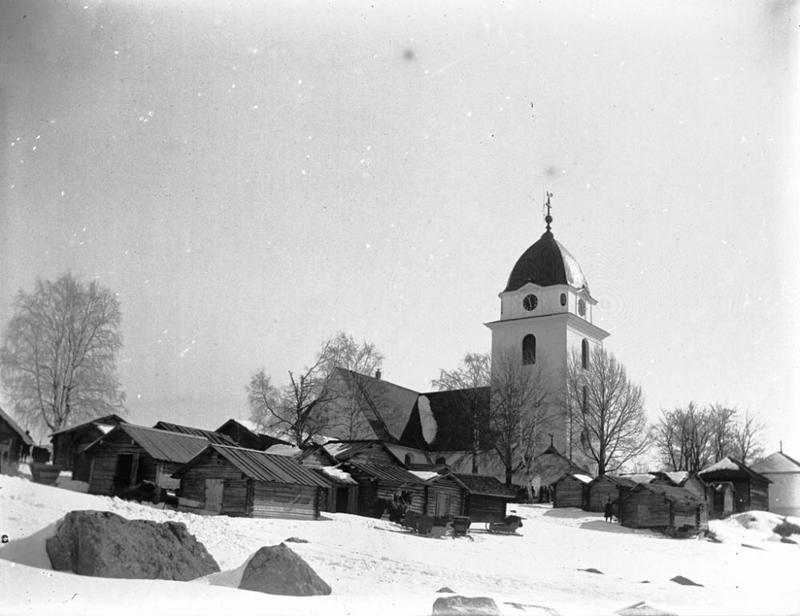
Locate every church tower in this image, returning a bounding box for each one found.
[485,195,609,459]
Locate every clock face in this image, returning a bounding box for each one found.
[578,299,586,316]
[523,294,538,311]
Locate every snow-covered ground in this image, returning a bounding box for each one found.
[1,471,798,616]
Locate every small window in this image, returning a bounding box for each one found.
[581,339,590,369]
[404,454,412,467]
[522,334,536,365]
[560,293,567,307]
[435,457,447,465]
[582,385,588,414]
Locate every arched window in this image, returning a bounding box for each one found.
[582,385,588,414]
[522,334,536,365]
[435,457,447,465]
[581,339,590,370]
[404,454,412,467]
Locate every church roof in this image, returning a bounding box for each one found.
[505,230,589,293]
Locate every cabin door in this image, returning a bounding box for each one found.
[435,493,452,517]
[205,479,224,513]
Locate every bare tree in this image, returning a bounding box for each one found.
[566,347,648,476]
[490,350,553,488]
[731,411,765,465]
[651,403,765,471]
[246,353,332,447]
[0,273,125,432]
[431,352,492,473]
[315,332,384,440]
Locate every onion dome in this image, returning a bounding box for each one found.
[504,230,589,293]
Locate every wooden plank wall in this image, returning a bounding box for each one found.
[251,482,319,520]
[587,482,621,512]
[553,478,585,508]
[750,480,770,511]
[424,481,464,517]
[619,492,670,528]
[467,495,507,523]
[177,452,249,514]
[87,440,158,495]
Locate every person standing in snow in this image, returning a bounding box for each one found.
[604,499,614,522]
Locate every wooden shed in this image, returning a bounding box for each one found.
[699,457,771,514]
[84,424,209,497]
[618,483,708,534]
[432,472,518,522]
[340,460,429,517]
[263,442,359,514]
[552,473,592,508]
[50,414,126,480]
[172,444,333,519]
[0,406,34,475]
[585,475,637,512]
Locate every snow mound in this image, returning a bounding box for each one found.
[708,510,800,544]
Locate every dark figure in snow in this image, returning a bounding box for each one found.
[604,499,614,522]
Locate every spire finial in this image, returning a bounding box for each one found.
[544,191,553,232]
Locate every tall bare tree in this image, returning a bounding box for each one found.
[566,347,648,476]
[247,353,332,447]
[651,403,765,471]
[0,272,125,432]
[315,332,384,440]
[431,352,492,473]
[490,350,553,487]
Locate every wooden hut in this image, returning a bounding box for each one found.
[84,424,209,497]
[263,442,359,514]
[552,473,592,508]
[428,472,518,522]
[0,406,34,475]
[706,481,736,518]
[532,443,592,492]
[617,483,708,534]
[698,457,771,514]
[50,414,126,480]
[340,460,429,517]
[172,444,333,519]
[585,475,637,512]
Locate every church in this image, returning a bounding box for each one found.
[316,198,608,490]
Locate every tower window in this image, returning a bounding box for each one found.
[522,334,536,365]
[582,339,590,370]
[560,293,566,307]
[582,385,588,414]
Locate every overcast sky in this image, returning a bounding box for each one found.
[1,0,798,453]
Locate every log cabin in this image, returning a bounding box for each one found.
[214,418,290,451]
[617,483,708,534]
[0,406,34,475]
[84,424,209,497]
[552,473,592,508]
[698,457,771,514]
[172,444,334,519]
[426,471,518,522]
[339,460,429,517]
[152,421,236,445]
[50,414,127,481]
[585,475,637,512]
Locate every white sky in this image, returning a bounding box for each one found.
[0,0,798,452]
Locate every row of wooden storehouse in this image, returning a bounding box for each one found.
[550,458,773,535]
[47,415,518,523]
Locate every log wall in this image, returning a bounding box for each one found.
[553,477,586,508]
[87,439,158,495]
[251,482,320,520]
[466,495,507,523]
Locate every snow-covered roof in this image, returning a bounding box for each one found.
[574,474,593,484]
[410,470,439,481]
[318,466,358,485]
[700,457,741,474]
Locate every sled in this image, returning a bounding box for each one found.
[485,515,523,534]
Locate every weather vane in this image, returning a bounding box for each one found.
[544,191,553,232]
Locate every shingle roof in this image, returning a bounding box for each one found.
[51,414,126,437]
[751,451,800,474]
[590,474,637,489]
[152,421,235,445]
[443,472,517,498]
[0,406,34,445]
[699,456,772,483]
[345,461,427,485]
[87,424,209,463]
[323,440,404,464]
[178,444,333,487]
[631,483,705,506]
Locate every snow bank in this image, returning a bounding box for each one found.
[2,474,799,616]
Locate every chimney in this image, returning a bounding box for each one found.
[375,369,382,380]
